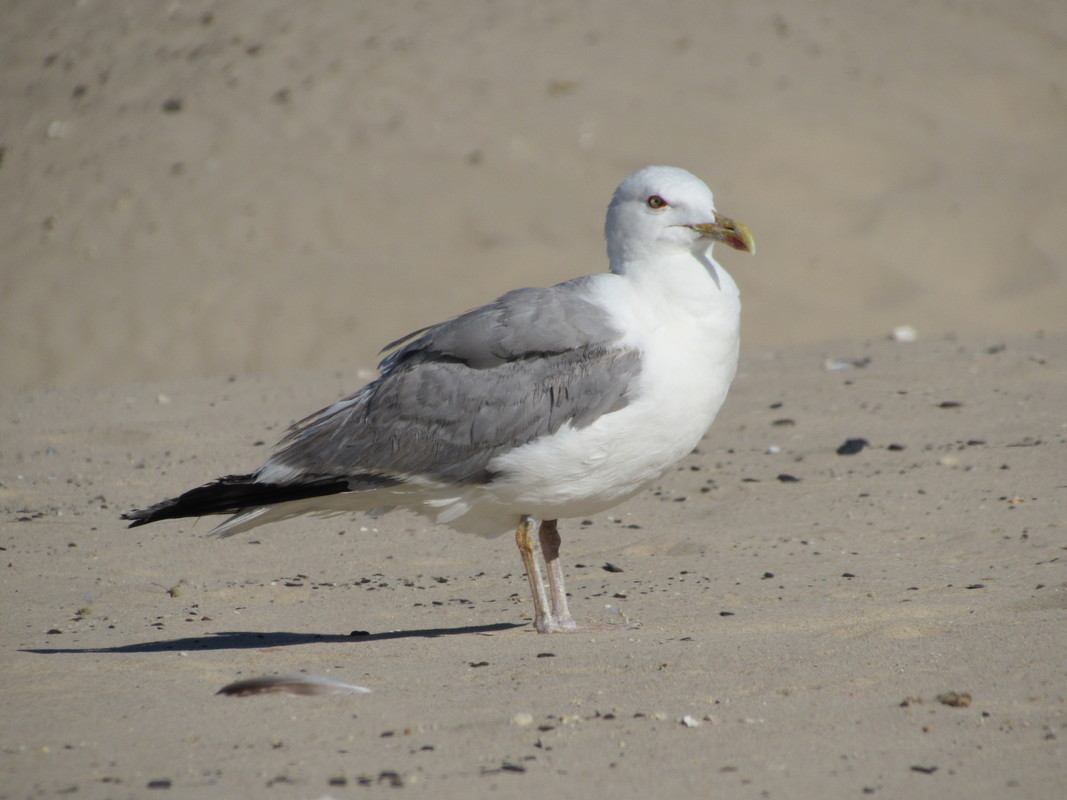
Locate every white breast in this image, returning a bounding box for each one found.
[473,260,741,526]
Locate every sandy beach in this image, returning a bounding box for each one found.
[3,332,1065,797]
[2,2,1065,798]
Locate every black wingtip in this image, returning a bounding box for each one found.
[120,511,150,529]
[118,474,260,529]
[119,495,191,528]
[119,473,353,529]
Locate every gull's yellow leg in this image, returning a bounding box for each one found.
[516,514,556,633]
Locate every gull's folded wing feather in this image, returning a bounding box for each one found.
[267,277,641,486]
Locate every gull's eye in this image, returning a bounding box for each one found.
[646,195,667,209]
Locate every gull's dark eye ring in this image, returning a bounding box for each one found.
[647,195,667,209]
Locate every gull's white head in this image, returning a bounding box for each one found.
[604,166,754,272]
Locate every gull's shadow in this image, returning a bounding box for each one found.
[21,623,525,654]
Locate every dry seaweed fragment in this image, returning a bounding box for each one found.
[217,674,370,697]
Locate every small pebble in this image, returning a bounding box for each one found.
[936,692,972,707]
[836,438,869,456]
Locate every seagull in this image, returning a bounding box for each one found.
[122,166,754,633]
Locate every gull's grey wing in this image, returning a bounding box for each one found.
[379,277,625,369]
[265,277,641,486]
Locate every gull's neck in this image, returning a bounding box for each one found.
[611,246,739,310]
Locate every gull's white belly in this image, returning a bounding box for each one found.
[455,298,740,531]
[496,351,733,505]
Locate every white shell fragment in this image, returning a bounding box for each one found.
[891,325,918,342]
